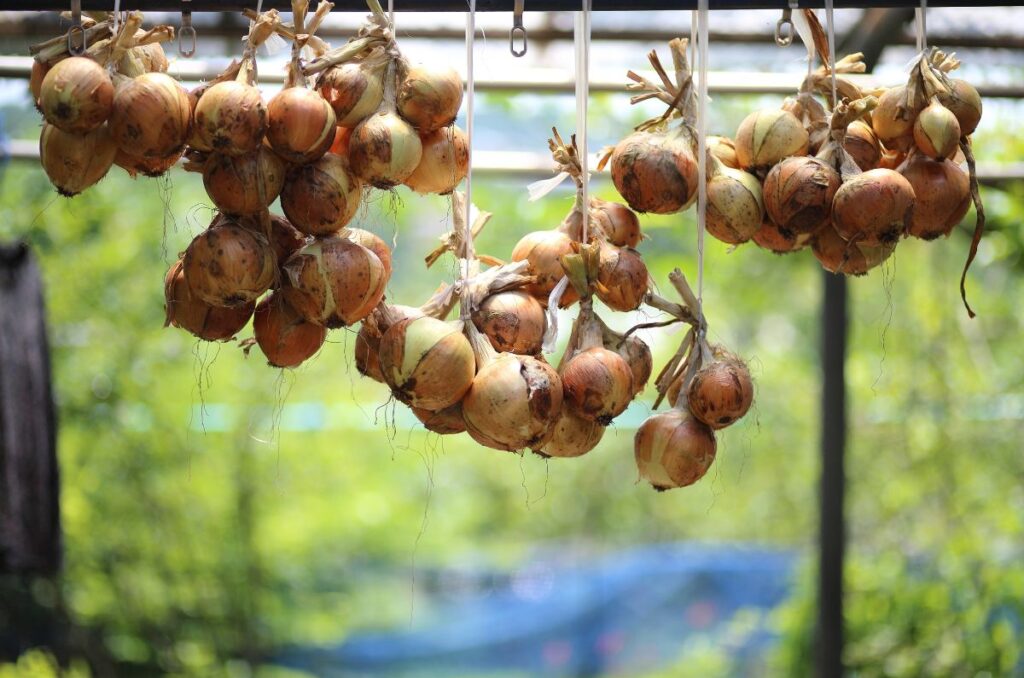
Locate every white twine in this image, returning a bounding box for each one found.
[825,0,837,106]
[575,0,591,243]
[695,0,708,315]
[462,0,476,297]
[388,0,395,30]
[112,0,121,36]
[915,0,928,52]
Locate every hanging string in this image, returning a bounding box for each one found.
[915,0,928,52]
[824,0,838,106]
[575,0,591,243]
[388,0,395,30]
[694,0,708,317]
[112,0,121,37]
[689,11,696,70]
[460,0,476,321]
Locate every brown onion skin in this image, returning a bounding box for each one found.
[561,347,634,425]
[687,351,754,430]
[280,153,362,236]
[115,148,182,178]
[403,126,469,195]
[871,87,914,150]
[316,62,384,128]
[378,317,476,410]
[40,122,117,196]
[634,409,716,491]
[182,220,277,307]
[355,304,422,382]
[396,64,464,133]
[344,228,392,278]
[192,80,267,156]
[30,60,50,108]
[164,259,254,341]
[510,230,580,306]
[596,244,648,312]
[616,333,653,396]
[844,120,882,171]
[109,72,192,159]
[534,409,604,459]
[589,198,642,248]
[134,42,169,73]
[39,56,113,134]
[281,236,387,328]
[734,109,809,171]
[348,111,423,188]
[831,168,916,246]
[413,403,467,435]
[330,126,352,156]
[253,293,327,368]
[763,157,840,236]
[462,354,563,452]
[610,129,698,214]
[899,154,971,240]
[878,148,907,171]
[812,223,895,276]
[266,214,307,267]
[708,135,740,169]
[472,291,546,355]
[203,147,286,215]
[266,87,337,164]
[937,79,982,136]
[752,219,812,254]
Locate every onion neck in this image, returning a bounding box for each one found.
[464,320,498,370]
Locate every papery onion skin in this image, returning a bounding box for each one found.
[30,60,50,108]
[134,42,169,73]
[899,154,971,240]
[330,126,352,156]
[831,168,916,246]
[317,62,384,128]
[396,64,463,133]
[266,87,337,164]
[752,218,812,254]
[348,111,423,189]
[39,56,113,134]
[472,290,546,355]
[610,128,698,214]
[511,230,579,306]
[534,409,604,459]
[253,293,327,368]
[462,354,563,452]
[203,147,286,215]
[561,347,634,425]
[871,87,914,150]
[403,126,469,195]
[115,147,182,178]
[40,122,117,196]
[413,403,467,435]
[937,78,982,136]
[109,72,192,159]
[192,80,267,156]
[266,214,307,267]
[616,333,653,396]
[164,259,255,341]
[596,245,648,312]
[182,220,277,307]
[378,316,476,410]
[708,135,740,169]
[844,120,882,171]
[706,164,765,244]
[687,350,754,430]
[280,153,362,236]
[734,109,809,171]
[634,409,716,491]
[763,156,840,236]
[344,228,393,277]
[355,304,422,382]
[812,223,895,276]
[588,198,642,248]
[913,101,961,160]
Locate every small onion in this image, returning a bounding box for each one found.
[708,135,740,169]
[634,409,716,491]
[462,353,563,452]
[813,223,895,276]
[734,109,809,171]
[614,332,653,396]
[588,198,641,248]
[937,78,982,136]
[899,154,970,240]
[831,168,916,246]
[378,316,476,410]
[348,111,423,188]
[472,290,546,355]
[280,153,362,236]
[913,101,961,160]
[687,350,754,430]
[403,126,469,195]
[203,147,285,215]
[316,62,384,128]
[192,80,267,156]
[115,148,182,178]
[30,60,50,108]
[355,305,422,383]
[109,72,192,158]
[763,156,840,236]
[705,161,765,244]
[610,128,698,214]
[39,56,113,133]
[752,219,812,254]
[561,347,634,425]
[281,236,387,328]
[413,403,467,435]
[596,243,648,312]
[253,293,327,368]
[396,64,463,132]
[133,42,169,73]
[39,122,117,196]
[844,120,882,171]
[534,410,604,459]
[266,87,337,164]
[871,87,914,149]
[164,259,254,341]
[344,228,393,277]
[510,230,579,306]
[182,219,277,307]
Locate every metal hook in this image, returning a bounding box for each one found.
[179,0,196,58]
[66,0,86,55]
[774,0,799,47]
[510,0,527,57]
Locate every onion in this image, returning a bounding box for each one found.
[344,228,392,277]
[134,42,169,73]
[164,259,254,341]
[403,126,469,195]
[203,147,285,215]
[253,292,327,368]
[831,168,916,246]
[595,243,648,312]
[913,100,960,160]
[378,316,476,410]
[878,147,907,171]
[396,63,463,132]
[38,56,113,133]
[330,126,352,156]
[763,156,840,236]
[39,122,117,196]
[708,135,739,169]
[937,78,982,136]
[266,87,336,164]
[265,214,307,267]
[844,120,882,171]
[348,111,423,188]
[588,198,641,248]
[634,409,716,491]
[462,352,563,452]
[472,290,546,355]
[610,128,698,214]
[29,60,49,108]
[752,218,812,254]
[109,72,192,159]
[355,304,422,382]
[734,109,809,171]
[813,223,895,276]
[192,80,267,156]
[899,153,970,240]
[316,62,384,128]
[687,349,754,429]
[280,153,362,236]
[534,410,604,458]
[281,236,387,328]
[413,403,467,435]
[116,147,182,177]
[183,219,276,307]
[871,86,914,149]
[705,159,765,245]
[561,346,634,424]
[610,331,652,396]
[510,230,579,306]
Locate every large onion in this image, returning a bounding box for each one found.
[355,304,422,383]
[472,290,546,355]
[344,228,393,277]
[687,349,754,430]
[203,147,285,215]
[316,61,384,128]
[115,148,182,178]
[762,156,840,236]
[39,122,117,196]
[378,316,476,410]
[634,409,716,491]
[266,87,336,164]
[403,126,469,195]
[734,109,809,171]
[413,403,467,435]
[164,259,254,341]
[348,111,423,188]
[109,72,192,159]
[534,410,604,459]
[192,80,267,156]
[280,153,362,236]
[610,127,698,214]
[253,292,327,368]
[182,219,277,307]
[871,86,914,149]
[937,78,982,136]
[831,168,915,246]
[38,56,113,133]
[899,153,970,240]
[913,100,960,160]
[595,243,648,312]
[813,223,895,276]
[396,64,463,133]
[752,218,812,254]
[844,120,882,171]
[561,347,634,425]
[705,159,765,244]
[510,230,579,306]
[588,198,641,248]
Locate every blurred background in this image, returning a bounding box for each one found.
[1,4,1023,677]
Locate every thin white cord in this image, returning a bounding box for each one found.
[915,0,928,52]
[112,0,121,36]
[463,1,476,292]
[388,0,395,30]
[575,0,591,243]
[825,0,837,106]
[695,0,708,313]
